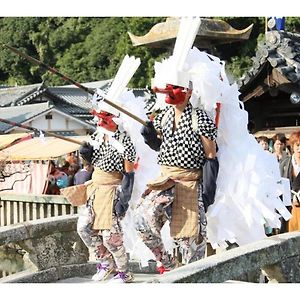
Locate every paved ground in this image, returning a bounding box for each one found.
[55,274,254,284]
[56,272,160,283]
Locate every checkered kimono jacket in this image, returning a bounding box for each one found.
[153,102,217,169]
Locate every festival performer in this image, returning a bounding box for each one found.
[2,43,165,271]
[135,17,218,273]
[76,56,142,283]
[193,52,292,250]
[77,98,136,283]
[135,16,292,273]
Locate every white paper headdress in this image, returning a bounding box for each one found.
[152,17,201,90]
[92,54,141,116]
[90,54,141,148]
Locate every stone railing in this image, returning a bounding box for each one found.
[153,231,300,283]
[0,215,87,268]
[0,215,89,282]
[1,215,300,283]
[1,270,13,278]
[0,246,26,279]
[0,193,77,227]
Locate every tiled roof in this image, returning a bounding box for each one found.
[0,83,44,107]
[239,30,300,89]
[47,80,113,110]
[0,102,53,133]
[0,81,113,125]
[57,80,112,89]
[0,80,152,128]
[16,88,47,106]
[42,83,151,120]
[47,87,93,110]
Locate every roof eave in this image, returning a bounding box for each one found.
[128,18,253,48]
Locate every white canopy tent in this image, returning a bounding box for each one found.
[0,134,88,161]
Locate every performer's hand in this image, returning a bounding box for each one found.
[79,142,93,164]
[202,157,219,212]
[141,121,161,151]
[115,172,135,217]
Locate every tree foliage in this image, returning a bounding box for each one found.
[0,17,42,85]
[0,17,299,87]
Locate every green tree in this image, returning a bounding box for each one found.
[30,17,97,85]
[0,17,43,85]
[1,17,299,88]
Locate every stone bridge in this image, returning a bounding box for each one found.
[0,215,300,283]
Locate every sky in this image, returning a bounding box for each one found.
[1,0,298,17]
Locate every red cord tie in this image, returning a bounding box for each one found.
[157,265,170,274]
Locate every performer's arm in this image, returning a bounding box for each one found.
[115,135,136,217]
[115,160,135,217]
[79,142,93,163]
[201,136,216,159]
[196,109,217,159]
[141,121,162,151]
[124,160,135,173]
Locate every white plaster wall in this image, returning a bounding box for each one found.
[31,111,86,131]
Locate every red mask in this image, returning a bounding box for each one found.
[153,84,187,105]
[90,109,117,131]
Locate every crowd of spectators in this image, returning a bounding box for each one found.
[45,151,93,195]
[256,131,300,234]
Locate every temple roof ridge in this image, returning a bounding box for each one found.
[128,17,253,49]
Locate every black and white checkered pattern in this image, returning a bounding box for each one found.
[91,129,136,172]
[153,103,217,169]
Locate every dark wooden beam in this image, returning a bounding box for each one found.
[241,68,295,102]
[242,84,269,102]
[271,68,291,85]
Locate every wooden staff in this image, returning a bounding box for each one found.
[2,44,147,126]
[0,133,34,151]
[0,118,84,146]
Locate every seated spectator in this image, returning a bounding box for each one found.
[257,135,270,151]
[66,151,79,165]
[67,163,80,186]
[58,159,70,175]
[272,133,290,162]
[56,172,69,189]
[45,160,68,194]
[45,161,59,195]
[74,161,93,185]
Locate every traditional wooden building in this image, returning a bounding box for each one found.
[238,29,300,137]
[0,81,151,136]
[0,81,110,135]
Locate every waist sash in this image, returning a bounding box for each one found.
[88,167,122,230]
[147,165,202,238]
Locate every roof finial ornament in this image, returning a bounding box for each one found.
[267,17,285,31]
[267,17,276,30]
